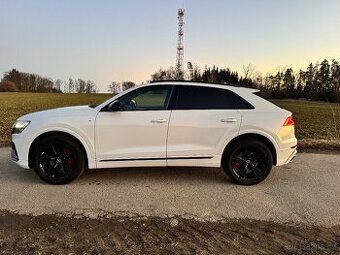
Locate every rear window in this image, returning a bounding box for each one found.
[174,86,254,110]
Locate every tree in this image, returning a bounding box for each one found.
[331,59,340,101]
[0,81,18,92]
[243,64,256,80]
[108,81,121,94]
[75,78,86,93]
[303,63,316,99]
[296,70,305,98]
[54,79,63,92]
[121,81,135,91]
[283,68,295,97]
[315,59,331,99]
[68,78,74,93]
[85,80,97,93]
[150,67,177,81]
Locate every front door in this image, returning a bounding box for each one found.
[95,85,173,168]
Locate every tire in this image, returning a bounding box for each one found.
[222,139,273,185]
[32,135,86,184]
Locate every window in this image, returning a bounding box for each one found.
[174,85,253,110]
[118,85,172,111]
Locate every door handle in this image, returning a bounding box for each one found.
[151,119,168,123]
[221,118,238,123]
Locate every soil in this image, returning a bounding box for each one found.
[298,139,340,152]
[0,211,339,255]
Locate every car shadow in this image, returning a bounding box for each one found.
[3,158,230,185]
[80,166,229,185]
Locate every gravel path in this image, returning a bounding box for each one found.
[0,147,339,226]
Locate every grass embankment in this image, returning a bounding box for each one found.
[0,93,339,150]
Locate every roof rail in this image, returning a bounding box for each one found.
[150,80,237,86]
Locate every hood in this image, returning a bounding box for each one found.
[18,105,96,120]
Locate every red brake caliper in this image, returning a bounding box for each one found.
[63,148,74,168]
[233,153,242,169]
[233,162,242,169]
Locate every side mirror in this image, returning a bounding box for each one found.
[108,100,122,111]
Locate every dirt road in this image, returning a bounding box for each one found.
[0,147,339,227]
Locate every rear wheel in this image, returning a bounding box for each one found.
[32,135,86,184]
[222,139,273,185]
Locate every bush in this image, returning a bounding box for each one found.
[0,81,18,92]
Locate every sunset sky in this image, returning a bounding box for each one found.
[1,0,340,91]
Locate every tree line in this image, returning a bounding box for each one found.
[0,69,98,93]
[260,59,340,102]
[2,58,340,102]
[150,59,340,102]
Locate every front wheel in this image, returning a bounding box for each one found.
[32,135,86,184]
[222,139,273,185]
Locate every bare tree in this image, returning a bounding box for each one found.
[85,80,97,93]
[75,78,86,93]
[54,79,63,92]
[243,64,256,80]
[150,67,177,81]
[108,81,121,94]
[121,81,135,91]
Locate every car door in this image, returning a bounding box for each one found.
[166,85,249,166]
[95,85,173,168]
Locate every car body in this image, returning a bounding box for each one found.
[11,81,297,185]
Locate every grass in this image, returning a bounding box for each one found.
[0,93,339,146]
[0,92,111,146]
[272,99,340,140]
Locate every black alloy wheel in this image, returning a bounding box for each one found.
[32,135,85,184]
[223,139,273,185]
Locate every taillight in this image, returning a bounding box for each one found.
[283,115,295,126]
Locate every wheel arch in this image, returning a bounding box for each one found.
[28,131,89,169]
[222,133,277,165]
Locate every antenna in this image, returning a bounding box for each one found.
[176,8,185,80]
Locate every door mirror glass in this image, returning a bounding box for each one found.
[108,100,122,111]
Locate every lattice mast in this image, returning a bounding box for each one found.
[176,8,185,80]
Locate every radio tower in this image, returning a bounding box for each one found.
[176,8,184,80]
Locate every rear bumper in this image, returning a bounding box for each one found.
[276,144,297,166]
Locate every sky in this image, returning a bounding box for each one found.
[1,0,340,92]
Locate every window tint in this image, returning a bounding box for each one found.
[118,85,172,111]
[174,86,253,110]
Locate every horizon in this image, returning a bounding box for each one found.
[1,0,340,91]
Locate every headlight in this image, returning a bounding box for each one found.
[11,120,31,134]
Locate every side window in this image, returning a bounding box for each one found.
[174,86,253,110]
[118,85,172,111]
[222,90,254,109]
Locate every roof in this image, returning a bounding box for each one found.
[149,80,260,93]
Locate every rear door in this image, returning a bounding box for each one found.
[166,85,251,165]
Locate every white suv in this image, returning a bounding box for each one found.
[11,81,297,185]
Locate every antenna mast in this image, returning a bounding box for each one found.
[176,8,185,80]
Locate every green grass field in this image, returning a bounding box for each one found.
[272,99,340,140]
[0,93,339,146]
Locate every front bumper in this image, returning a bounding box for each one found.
[11,134,31,169]
[11,142,19,161]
